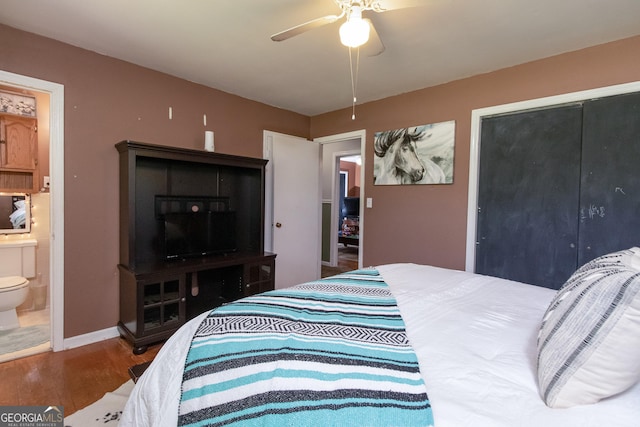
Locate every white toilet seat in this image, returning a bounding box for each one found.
[0,276,29,292]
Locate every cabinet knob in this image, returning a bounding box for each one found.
[275,222,282,228]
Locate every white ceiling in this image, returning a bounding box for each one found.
[2,0,640,116]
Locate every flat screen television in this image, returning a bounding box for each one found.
[163,211,236,260]
[342,197,360,218]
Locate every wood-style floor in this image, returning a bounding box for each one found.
[321,246,359,277]
[0,337,161,416]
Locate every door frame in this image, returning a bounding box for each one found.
[329,149,361,267]
[466,81,640,272]
[0,70,65,351]
[315,130,366,270]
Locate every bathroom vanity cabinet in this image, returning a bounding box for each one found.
[116,141,276,354]
[0,113,38,192]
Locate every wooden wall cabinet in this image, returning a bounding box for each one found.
[0,114,38,192]
[116,141,276,353]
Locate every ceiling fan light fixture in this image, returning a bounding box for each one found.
[339,6,370,48]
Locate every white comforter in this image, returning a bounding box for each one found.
[120,264,640,427]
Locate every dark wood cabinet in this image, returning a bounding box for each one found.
[116,141,276,353]
[244,258,276,296]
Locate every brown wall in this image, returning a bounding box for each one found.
[311,35,640,270]
[3,21,640,339]
[339,160,359,197]
[1,24,309,338]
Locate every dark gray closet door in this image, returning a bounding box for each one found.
[579,92,640,265]
[476,105,583,289]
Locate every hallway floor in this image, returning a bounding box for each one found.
[321,245,359,278]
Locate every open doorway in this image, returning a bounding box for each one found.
[331,154,361,276]
[265,130,364,282]
[0,84,52,362]
[316,130,365,277]
[0,70,64,354]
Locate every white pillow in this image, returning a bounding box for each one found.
[536,247,640,408]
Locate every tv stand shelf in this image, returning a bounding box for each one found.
[116,141,275,353]
[117,252,275,354]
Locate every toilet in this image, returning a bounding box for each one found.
[0,239,37,330]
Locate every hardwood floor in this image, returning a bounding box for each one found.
[321,245,359,277]
[0,337,161,415]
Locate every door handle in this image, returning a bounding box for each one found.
[275,222,282,228]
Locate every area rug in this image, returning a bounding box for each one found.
[0,324,49,355]
[64,380,133,427]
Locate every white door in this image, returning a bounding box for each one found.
[264,131,321,289]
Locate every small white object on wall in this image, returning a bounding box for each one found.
[205,131,215,152]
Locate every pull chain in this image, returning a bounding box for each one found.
[348,46,361,120]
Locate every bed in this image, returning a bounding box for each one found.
[120,250,640,427]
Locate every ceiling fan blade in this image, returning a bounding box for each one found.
[374,0,425,12]
[362,19,385,56]
[271,15,341,42]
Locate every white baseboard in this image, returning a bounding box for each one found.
[62,326,120,351]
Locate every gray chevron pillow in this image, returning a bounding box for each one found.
[537,248,640,408]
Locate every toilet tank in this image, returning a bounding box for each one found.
[0,239,37,278]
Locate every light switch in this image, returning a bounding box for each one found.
[366,197,373,208]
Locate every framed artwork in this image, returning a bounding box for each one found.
[373,120,455,185]
[0,90,37,117]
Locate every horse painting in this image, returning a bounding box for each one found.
[373,127,446,185]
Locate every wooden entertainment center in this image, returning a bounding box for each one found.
[116,141,275,354]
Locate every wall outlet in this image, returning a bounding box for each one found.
[43,176,50,188]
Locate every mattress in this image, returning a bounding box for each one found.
[120,263,640,427]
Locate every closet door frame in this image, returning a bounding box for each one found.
[466,81,640,273]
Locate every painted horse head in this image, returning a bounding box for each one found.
[374,128,426,183]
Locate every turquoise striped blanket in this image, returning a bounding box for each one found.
[178,269,434,427]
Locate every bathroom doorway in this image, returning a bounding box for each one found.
[0,71,64,361]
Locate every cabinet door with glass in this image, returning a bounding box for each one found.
[139,274,186,336]
[243,257,275,296]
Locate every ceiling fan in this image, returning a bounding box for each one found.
[271,0,423,56]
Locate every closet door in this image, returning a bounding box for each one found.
[475,105,583,289]
[579,92,640,265]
